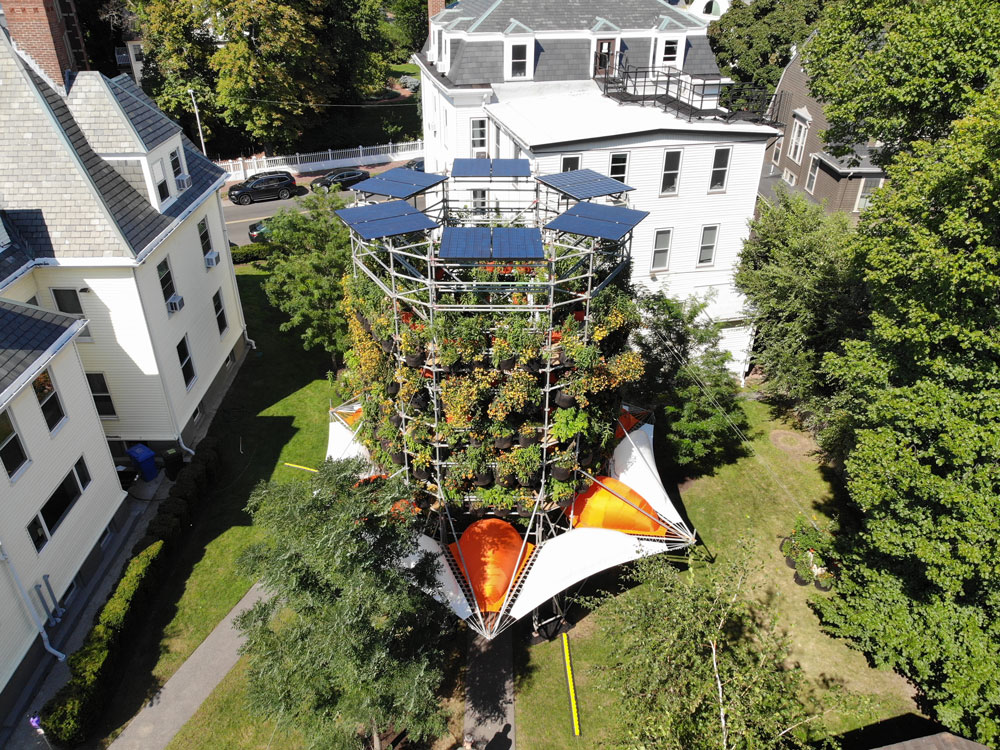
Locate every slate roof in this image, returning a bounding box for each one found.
[0,298,78,398]
[0,213,34,281]
[683,36,721,77]
[106,74,182,150]
[435,0,705,33]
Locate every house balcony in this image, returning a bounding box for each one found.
[594,54,784,125]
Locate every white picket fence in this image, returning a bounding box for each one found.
[216,140,424,181]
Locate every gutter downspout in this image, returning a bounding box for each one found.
[215,192,257,350]
[0,541,65,661]
[177,436,196,456]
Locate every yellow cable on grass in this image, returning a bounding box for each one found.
[562,632,581,737]
[283,462,319,473]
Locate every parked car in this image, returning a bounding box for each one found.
[403,157,425,172]
[310,168,369,192]
[228,170,296,205]
[248,219,272,243]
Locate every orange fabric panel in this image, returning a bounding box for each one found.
[614,410,640,439]
[342,408,363,426]
[566,476,666,536]
[450,519,535,613]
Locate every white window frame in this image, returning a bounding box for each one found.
[560,154,582,172]
[660,149,683,196]
[787,118,809,165]
[781,168,797,186]
[158,257,177,307]
[470,118,487,154]
[653,36,682,70]
[471,189,488,214]
[177,335,197,390]
[33,369,66,434]
[709,146,731,193]
[609,152,629,183]
[28,457,91,552]
[505,39,533,81]
[772,135,783,166]
[854,176,884,213]
[50,287,92,340]
[169,148,184,178]
[805,156,820,194]
[197,217,214,257]
[213,289,228,335]
[86,372,117,419]
[651,228,673,272]
[0,409,30,481]
[698,225,719,266]
[152,159,172,203]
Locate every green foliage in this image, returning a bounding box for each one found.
[260,190,353,364]
[735,188,867,434]
[387,0,428,56]
[42,541,166,744]
[803,0,1000,164]
[708,0,822,89]
[629,292,747,474]
[549,407,590,443]
[814,89,1000,744]
[589,546,843,748]
[237,459,451,748]
[230,243,272,265]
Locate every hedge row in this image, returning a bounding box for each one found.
[231,243,271,265]
[41,436,226,745]
[41,541,166,744]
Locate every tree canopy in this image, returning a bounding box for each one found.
[814,87,1000,745]
[237,459,451,750]
[707,0,822,90]
[259,188,353,365]
[591,547,842,749]
[803,0,1000,164]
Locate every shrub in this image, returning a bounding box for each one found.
[42,541,166,744]
[230,244,271,265]
[168,471,199,503]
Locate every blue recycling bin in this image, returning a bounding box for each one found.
[127,444,159,482]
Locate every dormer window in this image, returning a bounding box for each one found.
[153,159,170,202]
[511,44,528,77]
[170,149,182,178]
[655,37,682,71]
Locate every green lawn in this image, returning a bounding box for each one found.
[96,266,335,745]
[516,397,916,749]
[389,62,420,77]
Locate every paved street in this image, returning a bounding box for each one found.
[222,184,314,245]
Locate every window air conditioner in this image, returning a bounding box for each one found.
[474,151,488,159]
[167,293,185,313]
[176,174,192,191]
[204,250,219,268]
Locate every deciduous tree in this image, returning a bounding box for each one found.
[815,88,1000,745]
[259,188,353,365]
[237,459,450,750]
[803,0,1000,165]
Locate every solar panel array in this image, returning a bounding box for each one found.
[438,226,544,260]
[545,202,649,241]
[336,200,439,240]
[535,169,635,200]
[351,167,447,198]
[452,158,532,178]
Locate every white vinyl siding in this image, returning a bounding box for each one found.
[660,149,682,195]
[709,146,731,192]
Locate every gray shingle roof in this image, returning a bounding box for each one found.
[106,74,182,151]
[683,35,720,77]
[435,0,705,33]
[0,213,35,281]
[0,298,77,396]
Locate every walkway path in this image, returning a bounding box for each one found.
[109,582,271,750]
[464,631,516,750]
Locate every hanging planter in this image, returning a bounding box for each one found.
[497,473,517,489]
[413,466,432,481]
[518,425,541,447]
[356,312,372,333]
[498,356,517,371]
[553,389,576,408]
[389,413,403,427]
[494,434,514,450]
[474,469,494,487]
[380,338,396,353]
[517,472,540,488]
[390,452,406,466]
[552,465,573,481]
[386,381,400,396]
[404,352,426,367]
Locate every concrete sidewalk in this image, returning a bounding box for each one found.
[464,630,516,750]
[109,582,271,750]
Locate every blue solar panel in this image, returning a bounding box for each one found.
[336,200,439,239]
[493,227,544,259]
[352,168,446,198]
[440,227,491,258]
[452,158,491,177]
[536,169,635,200]
[491,159,532,177]
[544,202,649,240]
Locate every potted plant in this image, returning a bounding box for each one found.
[488,369,541,422]
[550,448,576,481]
[511,444,542,488]
[400,325,427,367]
[549,407,590,445]
[492,334,517,370]
[780,516,836,589]
[518,421,541,447]
[492,421,515,450]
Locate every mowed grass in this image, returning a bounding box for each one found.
[516,397,916,749]
[96,265,335,745]
[389,62,420,77]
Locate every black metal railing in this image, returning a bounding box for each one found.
[594,53,782,125]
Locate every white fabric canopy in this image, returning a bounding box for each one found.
[609,424,690,531]
[506,528,675,621]
[326,421,370,462]
[400,534,474,621]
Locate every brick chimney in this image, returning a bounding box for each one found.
[0,0,86,89]
[428,0,445,30]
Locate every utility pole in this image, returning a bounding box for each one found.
[188,88,207,156]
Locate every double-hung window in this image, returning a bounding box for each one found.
[198,218,213,257]
[609,152,629,183]
[709,147,731,192]
[660,149,682,195]
[0,411,28,478]
[471,119,487,153]
[855,177,883,212]
[158,259,175,302]
[86,373,117,418]
[169,149,183,178]
[659,38,680,68]
[153,160,170,201]
[33,370,65,432]
[651,229,672,271]
[698,226,719,266]
[51,288,91,339]
[471,189,487,214]
[805,157,820,194]
[561,155,581,172]
[177,336,196,388]
[213,290,228,335]
[510,43,528,78]
[772,135,783,166]
[27,457,91,551]
[788,118,808,165]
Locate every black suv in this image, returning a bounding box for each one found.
[310,168,369,192]
[227,171,296,205]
